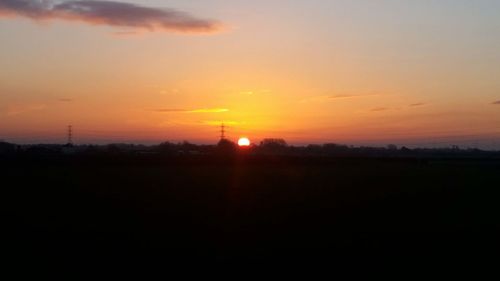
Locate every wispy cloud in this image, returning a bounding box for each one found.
[370,107,388,112]
[300,93,380,103]
[409,102,426,107]
[492,100,500,105]
[0,0,223,34]
[239,89,271,96]
[58,98,73,102]
[153,108,229,113]
[154,108,186,113]
[299,95,329,103]
[5,103,46,116]
[202,120,240,126]
[329,94,379,100]
[189,108,229,113]
[111,30,140,37]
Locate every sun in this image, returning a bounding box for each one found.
[238,137,251,147]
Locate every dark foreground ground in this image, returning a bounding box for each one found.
[2,154,499,269]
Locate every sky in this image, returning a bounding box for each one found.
[1,0,500,148]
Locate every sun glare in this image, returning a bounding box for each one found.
[238,137,251,147]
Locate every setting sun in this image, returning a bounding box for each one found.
[238,137,251,147]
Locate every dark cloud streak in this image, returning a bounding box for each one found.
[153,108,229,113]
[0,0,222,34]
[329,94,379,100]
[153,108,187,113]
[371,107,388,112]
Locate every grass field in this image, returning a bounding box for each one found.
[2,155,499,266]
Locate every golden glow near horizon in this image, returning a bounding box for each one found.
[1,1,500,148]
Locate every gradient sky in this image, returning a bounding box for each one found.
[1,0,500,148]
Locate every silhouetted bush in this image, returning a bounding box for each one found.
[0,142,16,154]
[216,139,237,155]
[157,141,177,155]
[260,138,287,148]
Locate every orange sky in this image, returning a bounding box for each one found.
[1,0,500,148]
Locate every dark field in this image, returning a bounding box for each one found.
[2,155,499,267]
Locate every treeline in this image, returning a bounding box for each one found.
[1,139,499,159]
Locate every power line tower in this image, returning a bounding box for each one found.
[67,125,73,145]
[220,122,226,140]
